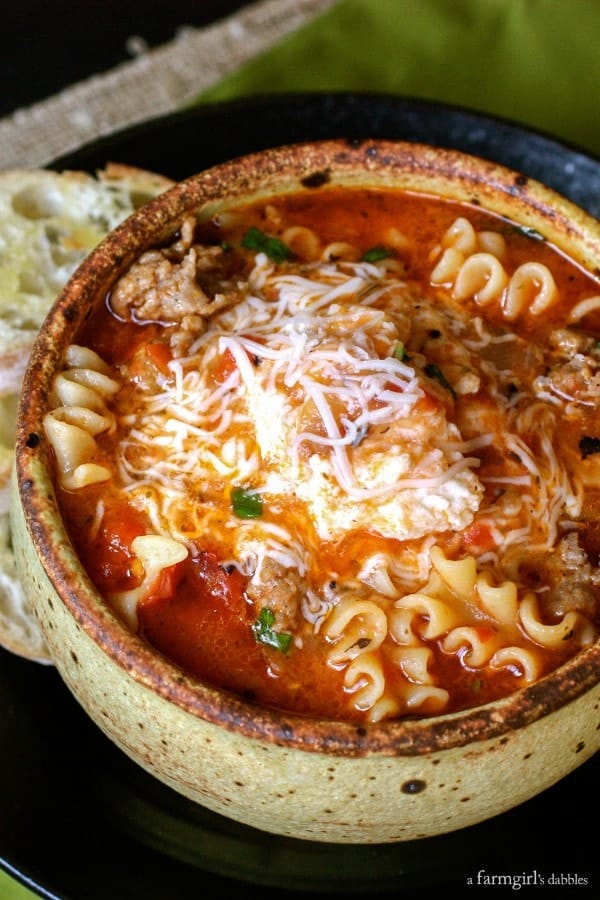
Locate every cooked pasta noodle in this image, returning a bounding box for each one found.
[388,646,435,684]
[430,545,477,601]
[44,345,119,489]
[44,187,600,723]
[442,216,477,255]
[404,683,449,714]
[390,592,462,644]
[477,230,506,259]
[490,645,542,683]
[475,573,518,625]
[322,595,388,666]
[109,534,188,629]
[503,261,558,319]
[281,225,321,260]
[430,246,464,285]
[568,295,600,322]
[382,226,411,253]
[321,241,361,262]
[452,252,508,306]
[344,652,386,711]
[367,695,401,723]
[519,592,596,648]
[442,626,504,667]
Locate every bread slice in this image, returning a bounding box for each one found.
[0,163,175,662]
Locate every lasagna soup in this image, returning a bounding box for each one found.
[44,188,600,723]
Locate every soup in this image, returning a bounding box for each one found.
[43,187,600,723]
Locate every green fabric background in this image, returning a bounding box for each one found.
[2,1,598,897]
[201,0,600,158]
[0,870,36,899]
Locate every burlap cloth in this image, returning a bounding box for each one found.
[0,0,336,170]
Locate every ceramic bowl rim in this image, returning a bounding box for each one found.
[15,138,600,758]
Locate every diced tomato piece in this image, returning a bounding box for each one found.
[137,550,256,691]
[87,505,148,593]
[461,520,496,554]
[211,337,266,385]
[194,550,246,609]
[144,562,186,605]
[145,341,173,375]
[211,348,238,384]
[127,340,173,383]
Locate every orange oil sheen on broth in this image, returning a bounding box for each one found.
[52,187,600,724]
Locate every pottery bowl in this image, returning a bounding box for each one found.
[11,140,600,843]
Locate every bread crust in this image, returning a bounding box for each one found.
[0,163,174,662]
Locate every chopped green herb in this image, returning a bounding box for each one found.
[511,224,544,242]
[362,244,392,263]
[231,487,263,519]
[393,342,407,361]
[424,362,456,397]
[241,227,293,263]
[252,608,293,653]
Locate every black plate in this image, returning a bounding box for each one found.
[53,91,600,218]
[3,93,599,900]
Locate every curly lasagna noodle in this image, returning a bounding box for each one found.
[45,188,600,722]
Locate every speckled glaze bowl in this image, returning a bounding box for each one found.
[11,140,600,843]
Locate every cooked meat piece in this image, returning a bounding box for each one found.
[537,354,600,405]
[110,243,247,326]
[480,334,544,376]
[540,532,600,621]
[193,244,247,299]
[110,247,207,323]
[245,558,302,633]
[548,328,596,356]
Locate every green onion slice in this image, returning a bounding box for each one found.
[362,245,393,262]
[231,487,263,519]
[242,227,293,263]
[252,608,293,653]
[424,362,456,398]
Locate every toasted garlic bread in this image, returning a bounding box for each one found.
[0,163,175,662]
